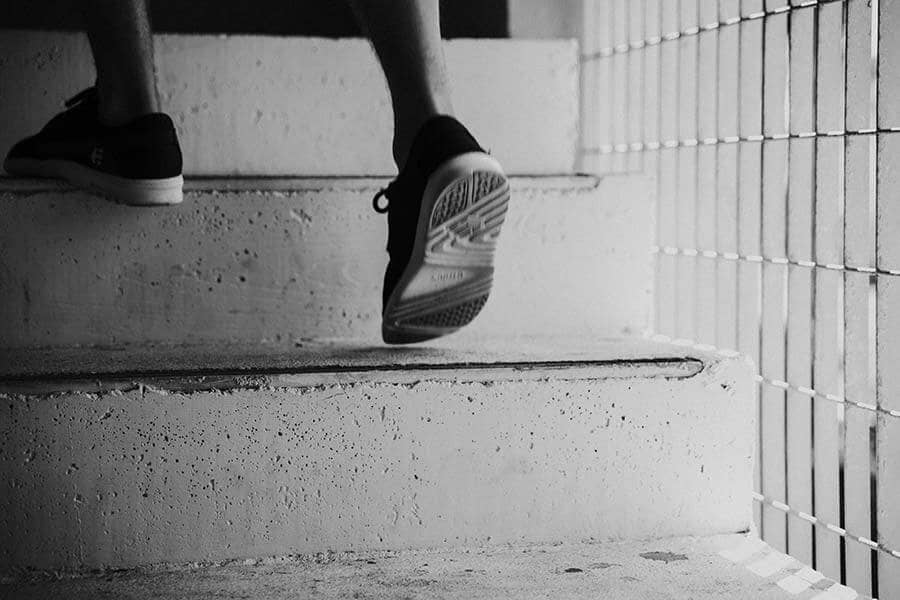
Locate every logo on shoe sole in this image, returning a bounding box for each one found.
[463,215,487,235]
[431,270,466,282]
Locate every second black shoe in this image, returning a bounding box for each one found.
[373,116,510,344]
[4,88,184,205]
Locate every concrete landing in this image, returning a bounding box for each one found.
[2,535,852,600]
[0,175,654,351]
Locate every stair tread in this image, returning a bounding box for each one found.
[0,337,709,387]
[1,535,816,599]
[0,174,601,193]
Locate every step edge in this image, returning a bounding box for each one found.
[0,174,603,195]
[0,357,706,397]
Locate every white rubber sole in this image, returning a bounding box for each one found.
[382,152,510,344]
[4,157,183,206]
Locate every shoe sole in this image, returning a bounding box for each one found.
[4,157,183,206]
[382,152,510,344]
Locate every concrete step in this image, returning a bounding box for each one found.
[0,338,755,572]
[0,174,654,352]
[4,535,854,600]
[0,32,577,176]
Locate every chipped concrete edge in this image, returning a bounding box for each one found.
[0,357,706,398]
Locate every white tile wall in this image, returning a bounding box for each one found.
[578,1,900,597]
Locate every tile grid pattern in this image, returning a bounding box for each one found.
[578,1,899,598]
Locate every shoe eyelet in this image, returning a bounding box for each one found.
[372,188,390,213]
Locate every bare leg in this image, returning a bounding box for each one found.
[83,0,159,125]
[348,0,454,169]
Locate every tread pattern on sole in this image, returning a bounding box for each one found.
[430,177,471,228]
[402,294,490,328]
[430,171,506,230]
[425,172,509,266]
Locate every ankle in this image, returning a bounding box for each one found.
[96,85,159,127]
[391,100,454,170]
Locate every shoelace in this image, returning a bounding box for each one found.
[64,87,97,109]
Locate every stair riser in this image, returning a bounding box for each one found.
[0,358,755,571]
[0,176,653,348]
[0,32,577,176]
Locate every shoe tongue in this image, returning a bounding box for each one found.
[64,87,99,109]
[43,89,101,135]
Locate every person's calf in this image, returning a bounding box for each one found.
[82,0,160,126]
[348,0,454,169]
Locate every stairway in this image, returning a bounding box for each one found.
[0,30,789,598]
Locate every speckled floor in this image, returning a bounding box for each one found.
[2,535,855,600]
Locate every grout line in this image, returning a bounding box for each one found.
[758,376,900,418]
[652,245,900,277]
[580,0,848,62]
[758,7,770,545]
[809,0,821,572]
[837,1,849,584]
[753,492,900,561]
[578,128,891,155]
[646,330,900,417]
[869,1,881,596]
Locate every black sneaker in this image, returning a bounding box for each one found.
[373,116,510,344]
[3,87,183,205]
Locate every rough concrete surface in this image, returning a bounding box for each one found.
[0,335,702,383]
[1,535,815,600]
[0,348,754,572]
[0,175,654,351]
[0,33,578,176]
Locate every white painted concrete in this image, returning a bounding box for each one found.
[0,344,755,571]
[1,535,807,599]
[508,0,581,40]
[0,175,654,351]
[0,33,577,176]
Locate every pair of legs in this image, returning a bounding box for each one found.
[7,0,511,344]
[88,0,453,169]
